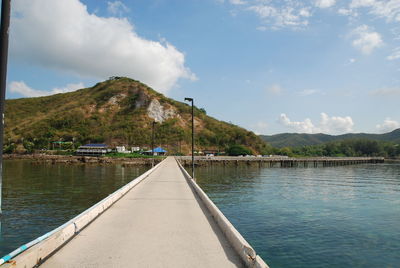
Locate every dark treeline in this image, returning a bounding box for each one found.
[268,139,400,158]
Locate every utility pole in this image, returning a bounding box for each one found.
[184,98,194,179]
[0,0,11,214]
[151,121,155,167]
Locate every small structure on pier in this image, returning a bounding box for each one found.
[76,144,110,156]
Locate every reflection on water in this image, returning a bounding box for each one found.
[195,163,400,268]
[0,160,148,256]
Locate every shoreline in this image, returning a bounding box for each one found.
[3,154,163,166]
[4,154,394,167]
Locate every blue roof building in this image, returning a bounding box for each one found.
[81,144,108,148]
[153,147,167,153]
[144,147,167,156]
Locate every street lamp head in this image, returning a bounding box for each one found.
[184,97,193,102]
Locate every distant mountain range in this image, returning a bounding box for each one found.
[260,129,400,148]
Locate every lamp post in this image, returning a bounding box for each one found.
[184,97,194,179]
[151,121,155,167]
[0,0,11,214]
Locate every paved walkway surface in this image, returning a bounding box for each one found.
[41,157,243,268]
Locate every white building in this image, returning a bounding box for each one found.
[116,146,131,154]
[131,147,140,152]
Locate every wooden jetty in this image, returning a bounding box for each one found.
[177,156,384,168]
[0,157,267,268]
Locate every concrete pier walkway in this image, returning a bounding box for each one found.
[40,157,244,268]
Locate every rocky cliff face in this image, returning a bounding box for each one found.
[147,99,178,123]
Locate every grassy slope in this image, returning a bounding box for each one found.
[5,77,268,154]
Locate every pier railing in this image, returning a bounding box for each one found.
[0,161,163,268]
[175,158,269,268]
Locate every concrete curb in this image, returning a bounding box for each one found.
[175,158,269,268]
[1,160,165,268]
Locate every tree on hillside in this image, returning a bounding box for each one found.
[226,144,252,156]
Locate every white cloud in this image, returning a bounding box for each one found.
[299,8,311,17]
[351,25,383,54]
[338,8,355,16]
[299,89,320,96]
[266,84,283,95]
[350,0,376,8]
[376,118,400,133]
[248,2,312,30]
[349,0,400,22]
[387,47,400,60]
[9,81,84,97]
[279,113,315,133]
[230,0,247,5]
[315,0,336,9]
[52,83,85,94]
[11,0,196,93]
[9,81,46,97]
[107,1,130,16]
[319,113,354,134]
[279,113,354,134]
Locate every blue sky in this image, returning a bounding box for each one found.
[6,0,400,135]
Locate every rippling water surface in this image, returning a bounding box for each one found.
[0,160,148,256]
[195,163,400,268]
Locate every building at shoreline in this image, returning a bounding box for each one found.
[143,147,167,156]
[76,144,110,156]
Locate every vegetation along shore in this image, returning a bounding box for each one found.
[4,154,164,166]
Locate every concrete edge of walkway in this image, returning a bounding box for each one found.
[175,158,269,268]
[1,159,166,268]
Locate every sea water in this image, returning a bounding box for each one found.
[0,160,148,257]
[195,163,400,268]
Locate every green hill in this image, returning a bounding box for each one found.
[5,77,268,154]
[260,129,400,148]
